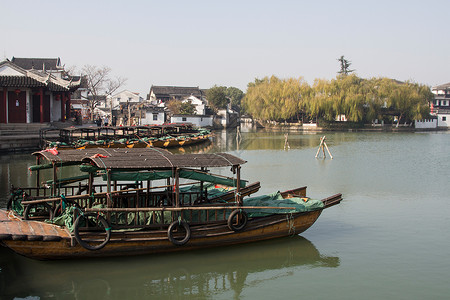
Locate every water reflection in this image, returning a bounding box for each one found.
[0,236,339,299]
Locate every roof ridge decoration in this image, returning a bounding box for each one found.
[25,68,81,91]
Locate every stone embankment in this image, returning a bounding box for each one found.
[0,123,62,153]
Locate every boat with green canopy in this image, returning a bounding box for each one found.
[41,124,212,150]
[0,148,342,260]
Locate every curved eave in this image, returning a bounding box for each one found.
[0,75,45,88]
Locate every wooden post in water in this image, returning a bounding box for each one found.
[315,136,333,159]
[284,133,290,150]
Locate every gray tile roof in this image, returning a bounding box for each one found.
[150,86,204,99]
[432,82,450,91]
[11,57,61,71]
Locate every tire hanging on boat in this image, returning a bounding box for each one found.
[167,220,191,246]
[23,203,54,221]
[74,213,111,251]
[227,209,248,232]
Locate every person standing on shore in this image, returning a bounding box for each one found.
[95,115,102,127]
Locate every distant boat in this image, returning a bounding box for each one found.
[41,124,213,149]
[1,148,342,260]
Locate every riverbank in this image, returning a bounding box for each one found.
[0,124,48,153]
[1,121,447,154]
[256,121,449,132]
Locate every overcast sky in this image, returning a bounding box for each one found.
[2,0,448,96]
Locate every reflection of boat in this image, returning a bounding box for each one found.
[0,148,342,260]
[0,235,339,298]
[41,124,213,149]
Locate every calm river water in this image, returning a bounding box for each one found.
[0,128,449,299]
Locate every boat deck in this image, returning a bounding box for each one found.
[0,210,70,242]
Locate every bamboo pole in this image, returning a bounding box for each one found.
[85,205,302,212]
[315,136,325,158]
[315,136,333,159]
[324,140,333,159]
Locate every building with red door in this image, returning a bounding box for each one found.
[0,58,81,124]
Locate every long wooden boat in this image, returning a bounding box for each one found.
[0,148,342,260]
[42,124,212,149]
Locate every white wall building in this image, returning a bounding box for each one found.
[431,82,450,128]
[415,118,438,129]
[108,90,143,110]
[171,114,213,127]
[141,108,166,125]
[182,95,207,115]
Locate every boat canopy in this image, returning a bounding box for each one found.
[80,148,246,169]
[32,148,246,170]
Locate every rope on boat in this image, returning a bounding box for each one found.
[286,213,296,236]
[7,210,22,221]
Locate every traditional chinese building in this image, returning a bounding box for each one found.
[431,82,450,128]
[0,58,80,124]
[147,86,205,103]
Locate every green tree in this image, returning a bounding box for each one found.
[166,99,195,115]
[226,87,245,110]
[243,76,309,122]
[206,85,228,111]
[337,55,355,75]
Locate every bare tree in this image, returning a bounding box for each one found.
[82,65,127,120]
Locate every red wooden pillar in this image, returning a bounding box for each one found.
[1,88,7,123]
[39,88,44,123]
[61,93,66,122]
[66,93,71,120]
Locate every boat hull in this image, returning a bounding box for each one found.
[0,209,322,260]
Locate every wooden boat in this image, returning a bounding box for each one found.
[42,124,212,149]
[0,148,342,260]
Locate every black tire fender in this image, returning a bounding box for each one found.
[74,213,111,251]
[24,203,54,221]
[167,220,191,246]
[227,210,248,232]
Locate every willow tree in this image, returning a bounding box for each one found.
[388,82,431,126]
[243,76,309,122]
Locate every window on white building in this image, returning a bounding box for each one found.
[153,114,158,121]
[443,116,447,121]
[182,117,187,122]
